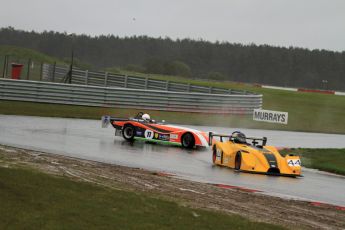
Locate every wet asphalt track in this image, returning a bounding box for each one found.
[0,115,344,206]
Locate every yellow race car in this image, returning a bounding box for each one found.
[209,131,302,177]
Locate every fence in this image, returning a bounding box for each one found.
[0,78,262,114]
[1,55,44,81]
[40,64,254,95]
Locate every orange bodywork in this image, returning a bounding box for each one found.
[212,137,302,177]
[112,120,209,147]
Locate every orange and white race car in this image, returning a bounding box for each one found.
[102,112,209,148]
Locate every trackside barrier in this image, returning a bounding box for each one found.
[335,91,345,96]
[0,79,262,114]
[40,64,253,96]
[261,85,298,92]
[297,88,335,95]
[260,84,345,96]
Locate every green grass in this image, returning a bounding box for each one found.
[1,91,345,134]
[0,45,67,81]
[0,166,284,230]
[117,71,345,133]
[0,45,92,79]
[281,148,345,175]
[0,100,251,126]
[0,45,65,64]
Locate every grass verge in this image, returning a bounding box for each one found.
[281,148,345,175]
[1,99,345,134]
[0,166,284,230]
[0,45,65,64]
[118,71,345,134]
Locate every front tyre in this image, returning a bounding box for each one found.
[181,132,195,149]
[212,146,217,164]
[235,151,242,170]
[122,125,135,141]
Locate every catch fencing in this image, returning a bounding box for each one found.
[0,78,262,114]
[1,55,44,81]
[40,64,253,95]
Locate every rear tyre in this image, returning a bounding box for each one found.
[181,132,195,149]
[122,125,135,141]
[235,151,242,170]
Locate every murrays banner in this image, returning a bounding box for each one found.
[253,109,288,124]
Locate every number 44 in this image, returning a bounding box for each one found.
[287,159,301,167]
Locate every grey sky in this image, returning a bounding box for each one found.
[1,0,345,51]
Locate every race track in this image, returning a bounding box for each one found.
[0,115,344,206]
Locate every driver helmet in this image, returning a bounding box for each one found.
[232,131,246,144]
[142,113,151,121]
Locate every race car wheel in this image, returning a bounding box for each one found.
[122,125,135,141]
[235,151,242,170]
[181,132,195,149]
[212,146,217,163]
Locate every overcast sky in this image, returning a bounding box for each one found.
[1,0,344,51]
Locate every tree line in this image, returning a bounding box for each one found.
[0,27,344,90]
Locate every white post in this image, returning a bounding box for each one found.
[104,72,108,87]
[124,75,128,88]
[145,77,148,89]
[85,70,89,85]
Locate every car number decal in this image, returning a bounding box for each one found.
[287,159,301,167]
[170,134,178,139]
[144,130,154,139]
[216,149,222,161]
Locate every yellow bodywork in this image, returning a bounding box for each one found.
[212,141,301,176]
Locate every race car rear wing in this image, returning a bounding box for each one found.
[209,132,267,147]
[208,132,231,146]
[101,116,129,128]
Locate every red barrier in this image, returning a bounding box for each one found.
[310,202,345,212]
[11,63,24,80]
[297,88,335,95]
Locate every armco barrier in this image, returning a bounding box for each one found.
[335,91,345,96]
[0,79,262,114]
[41,64,252,96]
[261,85,298,92]
[297,88,335,95]
[260,84,345,96]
